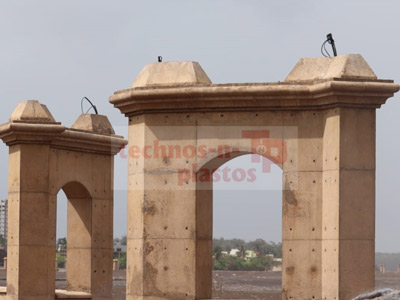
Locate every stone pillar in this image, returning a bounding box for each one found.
[282,111,324,300]
[322,108,377,300]
[7,160,53,296]
[125,114,198,299]
[0,101,65,300]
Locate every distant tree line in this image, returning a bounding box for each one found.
[213,253,276,271]
[213,238,282,258]
[212,238,282,271]
[0,235,6,247]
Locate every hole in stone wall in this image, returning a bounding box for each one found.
[212,154,282,299]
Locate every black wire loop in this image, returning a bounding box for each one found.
[81,97,98,115]
[321,33,337,57]
[321,40,330,57]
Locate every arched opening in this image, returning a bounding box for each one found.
[196,152,283,299]
[375,158,400,283]
[56,181,92,293]
[56,189,67,289]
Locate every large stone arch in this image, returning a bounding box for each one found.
[195,149,284,298]
[0,101,127,300]
[110,55,399,300]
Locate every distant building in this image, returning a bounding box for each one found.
[270,255,282,272]
[113,240,126,253]
[272,265,282,272]
[0,199,7,240]
[229,248,240,256]
[273,257,282,263]
[245,250,256,260]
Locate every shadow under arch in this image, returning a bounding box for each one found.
[57,181,92,293]
[195,150,283,298]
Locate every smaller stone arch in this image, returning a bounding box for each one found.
[59,181,92,293]
[0,100,127,300]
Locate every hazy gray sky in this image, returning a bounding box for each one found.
[1,1,400,252]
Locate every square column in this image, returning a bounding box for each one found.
[282,111,324,300]
[322,108,376,300]
[126,115,197,300]
[7,144,55,300]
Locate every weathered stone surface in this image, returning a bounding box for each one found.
[72,114,115,135]
[110,56,398,118]
[0,100,126,300]
[131,61,212,88]
[0,52,397,300]
[9,100,56,122]
[110,55,399,300]
[285,54,377,82]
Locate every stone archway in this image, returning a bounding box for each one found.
[110,55,399,300]
[60,181,92,293]
[0,100,126,300]
[195,149,284,299]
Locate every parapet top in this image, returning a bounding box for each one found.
[110,54,399,116]
[131,54,377,88]
[0,100,127,154]
[131,61,212,88]
[8,100,115,135]
[71,114,115,135]
[285,54,377,82]
[9,100,56,123]
[129,54,377,90]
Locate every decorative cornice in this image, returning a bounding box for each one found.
[52,129,126,155]
[109,79,400,117]
[0,122,65,145]
[0,120,127,155]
